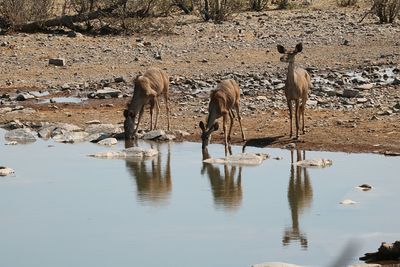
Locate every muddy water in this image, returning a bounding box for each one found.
[0,129,399,267]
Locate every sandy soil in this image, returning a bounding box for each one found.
[0,5,399,155]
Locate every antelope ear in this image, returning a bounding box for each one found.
[277,45,286,54]
[212,122,219,131]
[199,121,206,131]
[295,43,303,53]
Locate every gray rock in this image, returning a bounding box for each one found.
[85,124,121,135]
[88,88,121,99]
[343,88,359,98]
[356,83,374,90]
[5,128,36,143]
[53,123,82,132]
[53,131,89,143]
[0,166,15,176]
[15,92,35,101]
[87,133,111,143]
[38,126,57,139]
[49,58,66,66]
[97,138,118,146]
[142,130,165,140]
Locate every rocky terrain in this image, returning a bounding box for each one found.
[0,6,399,154]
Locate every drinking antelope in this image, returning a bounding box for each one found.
[199,79,246,155]
[123,68,170,139]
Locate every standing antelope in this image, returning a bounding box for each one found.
[123,67,170,139]
[199,79,246,155]
[277,43,311,139]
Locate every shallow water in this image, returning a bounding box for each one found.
[0,129,399,267]
[38,97,85,104]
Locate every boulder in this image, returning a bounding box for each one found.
[295,158,332,168]
[0,166,14,176]
[203,153,269,166]
[5,128,36,143]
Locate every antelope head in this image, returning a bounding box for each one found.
[199,121,219,150]
[277,43,303,63]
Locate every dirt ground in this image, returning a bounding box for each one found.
[0,5,399,155]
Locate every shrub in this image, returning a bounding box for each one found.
[372,0,400,23]
[249,0,269,11]
[0,0,54,25]
[337,0,357,7]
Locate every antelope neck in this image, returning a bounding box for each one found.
[286,61,296,83]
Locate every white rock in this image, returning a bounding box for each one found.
[203,153,268,166]
[340,199,357,205]
[0,107,13,113]
[295,158,332,168]
[88,147,158,159]
[5,141,18,145]
[0,166,15,176]
[98,138,118,146]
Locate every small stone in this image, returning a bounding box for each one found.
[357,184,373,191]
[343,88,359,98]
[49,58,66,66]
[0,166,15,176]
[340,199,357,205]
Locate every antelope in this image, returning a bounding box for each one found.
[277,43,311,139]
[123,67,170,139]
[199,79,246,155]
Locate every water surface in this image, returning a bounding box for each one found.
[0,129,399,267]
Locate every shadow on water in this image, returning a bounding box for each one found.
[201,148,243,211]
[242,135,301,152]
[282,149,313,249]
[124,139,172,204]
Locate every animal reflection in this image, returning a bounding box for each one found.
[125,142,172,204]
[282,150,313,249]
[201,148,243,210]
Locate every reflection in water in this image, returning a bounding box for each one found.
[282,150,313,249]
[201,148,242,211]
[124,141,172,204]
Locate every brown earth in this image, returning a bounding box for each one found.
[0,6,399,154]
